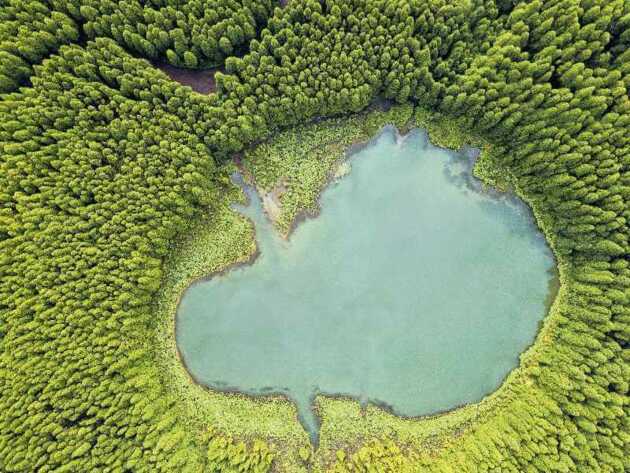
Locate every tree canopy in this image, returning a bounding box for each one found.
[0,0,628,471]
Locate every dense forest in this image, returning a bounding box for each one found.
[0,0,628,471]
[0,0,275,92]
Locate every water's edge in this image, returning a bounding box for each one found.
[173,125,560,446]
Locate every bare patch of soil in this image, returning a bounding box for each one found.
[157,63,219,94]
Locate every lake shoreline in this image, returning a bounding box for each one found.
[173,120,562,448]
[157,105,567,471]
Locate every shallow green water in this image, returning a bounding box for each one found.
[176,127,556,441]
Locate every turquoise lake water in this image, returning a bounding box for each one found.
[176,126,556,441]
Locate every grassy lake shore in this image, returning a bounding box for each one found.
[150,104,566,472]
